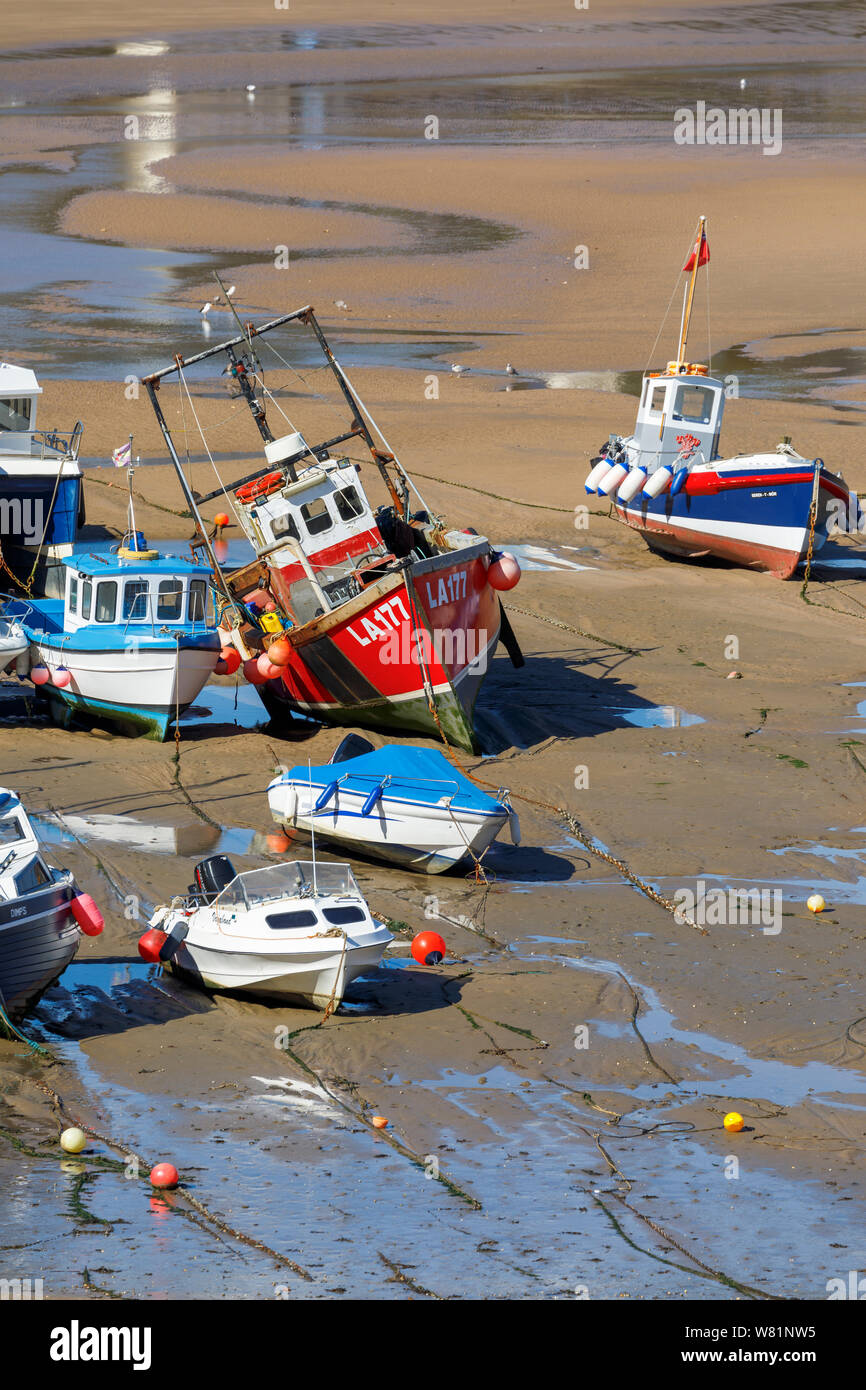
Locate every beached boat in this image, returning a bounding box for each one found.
[585,217,861,578]
[0,787,102,1018]
[268,736,519,874]
[142,295,525,753]
[4,543,221,738]
[140,855,392,1008]
[0,615,28,675]
[0,362,83,595]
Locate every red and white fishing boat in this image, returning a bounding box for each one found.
[143,298,524,752]
[585,217,861,578]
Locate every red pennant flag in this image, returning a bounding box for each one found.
[683,226,710,273]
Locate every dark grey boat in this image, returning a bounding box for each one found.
[0,790,81,1019]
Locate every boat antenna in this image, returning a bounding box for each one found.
[308,759,318,897]
[675,214,708,369]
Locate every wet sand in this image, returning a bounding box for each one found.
[2,0,866,1301]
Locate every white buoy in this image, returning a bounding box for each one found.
[60,1127,88,1154]
[598,461,629,496]
[617,466,647,504]
[643,465,673,499]
[807,893,826,913]
[584,459,612,493]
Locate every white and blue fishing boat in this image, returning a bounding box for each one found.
[0,362,83,593]
[585,218,860,578]
[4,541,221,739]
[267,736,520,874]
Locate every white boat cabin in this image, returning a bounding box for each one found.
[0,362,81,462]
[631,363,725,472]
[62,554,214,634]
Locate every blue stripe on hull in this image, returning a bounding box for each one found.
[634,475,814,530]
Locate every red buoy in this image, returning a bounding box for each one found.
[219,647,240,675]
[256,653,282,680]
[243,657,268,686]
[149,1162,179,1190]
[487,551,521,591]
[138,928,168,963]
[30,665,50,686]
[71,893,103,936]
[411,930,446,966]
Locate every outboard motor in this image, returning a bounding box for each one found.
[192,855,237,904]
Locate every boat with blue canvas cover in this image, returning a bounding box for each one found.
[267,736,520,874]
[4,542,221,739]
[0,362,83,594]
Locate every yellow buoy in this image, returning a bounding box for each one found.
[60,1127,88,1154]
[723,1112,744,1134]
[807,894,826,913]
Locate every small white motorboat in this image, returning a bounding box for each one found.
[140,854,392,1009]
[0,787,103,1018]
[0,616,28,676]
[267,737,520,875]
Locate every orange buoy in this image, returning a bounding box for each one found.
[371,1116,388,1129]
[723,1112,745,1133]
[266,831,290,853]
[266,638,292,667]
[149,1162,179,1189]
[138,928,168,963]
[71,893,104,937]
[411,931,446,966]
[214,512,230,529]
[487,551,521,591]
[219,647,240,675]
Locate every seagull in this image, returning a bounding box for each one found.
[199,301,212,316]
[739,78,747,89]
[451,363,469,376]
[246,84,256,93]
[226,284,236,297]
[334,299,349,311]
[505,362,517,376]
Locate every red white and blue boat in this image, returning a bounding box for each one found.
[585,217,861,578]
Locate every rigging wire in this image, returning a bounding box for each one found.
[177,364,244,531]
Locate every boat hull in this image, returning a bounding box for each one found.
[26,639,220,739]
[269,785,508,874]
[614,464,849,579]
[168,930,391,1009]
[0,880,78,1018]
[259,540,501,752]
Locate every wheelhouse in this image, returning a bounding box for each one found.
[62,554,215,635]
[632,364,725,471]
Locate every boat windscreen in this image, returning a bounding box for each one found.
[215,861,357,909]
[0,814,27,846]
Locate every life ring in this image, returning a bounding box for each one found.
[235,471,284,503]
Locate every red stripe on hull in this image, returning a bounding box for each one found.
[616,510,803,579]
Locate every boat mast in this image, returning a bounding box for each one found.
[675,214,707,369]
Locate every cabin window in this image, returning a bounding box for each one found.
[265,909,319,930]
[0,398,31,432]
[123,579,149,620]
[188,579,209,623]
[14,859,49,894]
[81,579,92,620]
[334,486,364,522]
[68,577,78,614]
[95,581,117,623]
[157,580,183,620]
[272,511,300,543]
[322,905,366,926]
[673,384,715,425]
[300,497,332,537]
[649,385,667,414]
[0,815,25,846]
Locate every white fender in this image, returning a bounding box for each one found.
[643,465,673,499]
[278,786,298,822]
[598,461,629,496]
[617,466,647,504]
[584,459,612,494]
